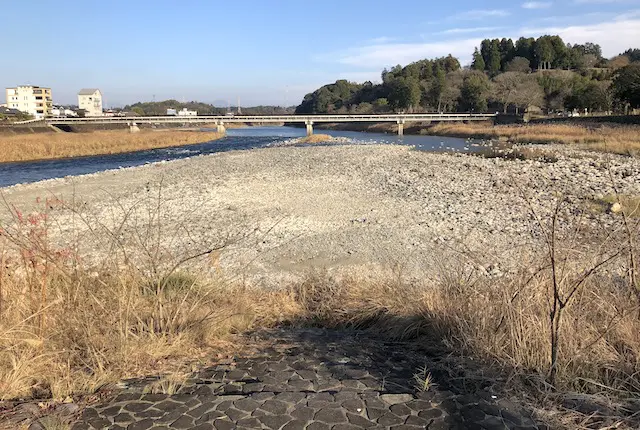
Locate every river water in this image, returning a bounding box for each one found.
[0,126,477,188]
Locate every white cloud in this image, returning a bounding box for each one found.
[315,39,481,69]
[522,1,553,8]
[452,9,510,20]
[520,15,640,57]
[437,26,503,35]
[314,10,640,74]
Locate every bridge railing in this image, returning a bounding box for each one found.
[45,113,497,124]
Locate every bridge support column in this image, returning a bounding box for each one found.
[397,120,405,136]
[305,120,313,136]
[129,122,140,133]
[216,121,226,134]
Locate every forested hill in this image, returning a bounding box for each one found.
[124,100,295,116]
[296,36,640,115]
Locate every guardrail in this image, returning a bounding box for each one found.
[12,118,47,125]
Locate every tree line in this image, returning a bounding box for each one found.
[296,36,640,115]
[124,100,295,116]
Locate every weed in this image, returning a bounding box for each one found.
[413,366,435,392]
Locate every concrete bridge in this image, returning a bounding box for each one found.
[23,114,496,136]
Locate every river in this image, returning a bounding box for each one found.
[0,126,477,188]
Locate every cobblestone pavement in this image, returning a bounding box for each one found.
[68,329,546,429]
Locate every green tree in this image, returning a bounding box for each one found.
[131,107,145,116]
[622,48,640,63]
[534,37,555,70]
[459,71,490,112]
[441,55,461,73]
[565,80,610,113]
[537,71,574,111]
[515,37,535,68]
[472,48,485,71]
[387,77,421,111]
[429,66,447,111]
[612,64,640,109]
[481,39,501,75]
[499,38,515,70]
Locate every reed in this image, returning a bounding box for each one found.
[429,123,640,156]
[0,130,224,163]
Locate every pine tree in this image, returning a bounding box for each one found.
[472,48,485,71]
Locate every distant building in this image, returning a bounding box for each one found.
[0,106,23,117]
[51,106,78,117]
[77,89,103,117]
[167,108,177,116]
[177,108,197,116]
[5,86,53,119]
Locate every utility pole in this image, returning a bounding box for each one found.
[237,97,241,115]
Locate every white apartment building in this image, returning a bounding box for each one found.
[5,86,53,119]
[77,88,103,117]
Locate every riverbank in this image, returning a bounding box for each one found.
[1,144,639,428]
[315,121,640,156]
[0,130,224,163]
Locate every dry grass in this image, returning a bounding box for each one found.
[0,197,295,401]
[0,130,224,163]
[299,134,334,144]
[0,188,639,427]
[430,123,640,156]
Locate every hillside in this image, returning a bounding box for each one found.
[296,38,640,115]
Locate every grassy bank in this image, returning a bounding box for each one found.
[0,190,639,428]
[428,123,640,156]
[0,130,224,163]
[315,121,640,156]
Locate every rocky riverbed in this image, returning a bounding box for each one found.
[1,144,638,285]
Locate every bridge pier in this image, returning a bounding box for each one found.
[216,121,226,134]
[305,120,313,136]
[397,120,405,136]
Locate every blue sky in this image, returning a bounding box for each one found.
[3,0,639,106]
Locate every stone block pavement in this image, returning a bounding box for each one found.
[66,329,546,429]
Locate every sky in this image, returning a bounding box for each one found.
[2,0,639,107]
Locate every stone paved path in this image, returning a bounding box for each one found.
[68,329,545,430]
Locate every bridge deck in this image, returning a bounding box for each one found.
[16,113,497,126]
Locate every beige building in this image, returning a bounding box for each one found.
[5,86,53,119]
[78,88,103,117]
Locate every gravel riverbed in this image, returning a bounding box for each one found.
[1,144,639,285]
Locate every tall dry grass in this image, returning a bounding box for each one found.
[0,196,295,401]
[0,185,638,426]
[430,123,640,156]
[0,130,224,163]
[299,134,334,144]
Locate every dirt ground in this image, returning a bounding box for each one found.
[1,144,639,286]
